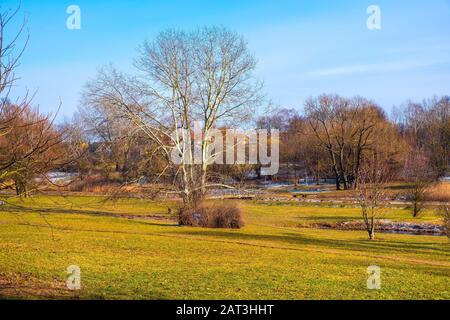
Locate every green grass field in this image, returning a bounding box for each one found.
[0,195,449,300]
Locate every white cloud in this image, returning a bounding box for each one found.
[308,59,450,77]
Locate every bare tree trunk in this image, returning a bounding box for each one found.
[328,149,341,190]
[369,214,375,240]
[316,162,321,185]
[369,228,375,240]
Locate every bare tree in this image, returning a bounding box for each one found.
[356,154,391,240]
[0,2,30,186]
[305,94,386,190]
[403,152,436,217]
[0,4,28,139]
[82,27,262,219]
[396,97,450,177]
[78,96,140,180]
[0,4,77,197]
[0,2,28,95]
[0,103,69,197]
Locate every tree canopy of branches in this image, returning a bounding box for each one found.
[394,96,449,177]
[1,3,30,191]
[356,153,392,240]
[82,27,262,217]
[1,3,27,137]
[305,94,403,190]
[0,103,68,196]
[402,152,436,217]
[282,115,331,184]
[77,97,145,181]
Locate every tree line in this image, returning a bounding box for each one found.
[0,5,448,227]
[261,95,448,189]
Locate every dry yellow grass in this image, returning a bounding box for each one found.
[0,196,449,300]
[427,183,450,202]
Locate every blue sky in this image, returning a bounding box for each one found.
[3,0,450,120]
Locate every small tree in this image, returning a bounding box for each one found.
[403,152,435,217]
[409,179,433,218]
[356,155,391,240]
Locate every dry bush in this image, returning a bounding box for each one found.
[178,207,196,226]
[179,202,244,229]
[426,183,450,202]
[81,183,121,193]
[64,175,121,193]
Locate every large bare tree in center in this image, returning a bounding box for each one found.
[83,27,262,216]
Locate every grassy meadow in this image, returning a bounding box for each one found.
[0,195,449,300]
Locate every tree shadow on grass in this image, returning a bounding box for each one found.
[171,229,450,258]
[0,272,170,300]
[0,204,175,221]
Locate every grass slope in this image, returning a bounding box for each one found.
[0,196,448,300]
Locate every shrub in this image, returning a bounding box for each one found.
[63,174,119,193]
[404,181,434,218]
[179,202,244,229]
[178,207,196,226]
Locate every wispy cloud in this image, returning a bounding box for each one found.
[309,59,450,77]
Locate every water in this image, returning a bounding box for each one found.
[289,189,327,193]
[379,230,444,236]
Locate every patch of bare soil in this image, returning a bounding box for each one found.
[0,272,73,300]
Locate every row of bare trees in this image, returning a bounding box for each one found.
[394,97,449,177]
[258,95,448,191]
[1,2,447,229]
